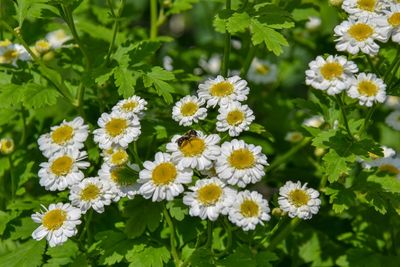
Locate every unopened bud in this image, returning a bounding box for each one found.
[0,138,15,155]
[329,0,343,7]
[272,207,286,217]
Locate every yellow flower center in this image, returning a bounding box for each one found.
[50,156,74,176]
[226,109,245,125]
[122,101,138,112]
[35,40,51,53]
[320,62,343,80]
[111,150,129,165]
[209,81,234,97]
[180,102,198,116]
[54,30,67,40]
[348,23,373,41]
[105,118,128,137]
[1,49,18,63]
[1,139,14,153]
[152,163,177,185]
[179,137,205,157]
[388,12,400,27]
[42,209,67,230]
[255,64,270,75]
[288,189,310,207]
[197,183,222,205]
[288,132,304,142]
[80,184,100,201]
[240,199,260,217]
[357,80,378,96]
[379,164,400,175]
[228,149,255,169]
[0,40,12,47]
[357,0,376,11]
[51,125,74,145]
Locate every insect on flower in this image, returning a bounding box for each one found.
[176,129,198,147]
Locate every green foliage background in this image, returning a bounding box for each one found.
[0,0,400,266]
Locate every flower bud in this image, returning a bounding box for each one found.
[0,138,15,155]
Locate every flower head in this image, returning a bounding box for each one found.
[347,72,386,106]
[111,96,148,118]
[247,59,278,85]
[216,101,255,137]
[385,110,400,131]
[172,95,207,126]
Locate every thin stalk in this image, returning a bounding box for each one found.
[79,209,93,243]
[384,47,400,82]
[266,137,311,174]
[133,141,143,166]
[267,218,300,251]
[335,94,354,141]
[388,58,400,89]
[105,0,125,65]
[150,0,158,39]
[260,217,286,245]
[359,105,376,137]
[221,0,232,77]
[8,156,15,200]
[366,55,380,76]
[206,220,213,249]
[240,43,255,77]
[163,206,180,266]
[19,105,27,145]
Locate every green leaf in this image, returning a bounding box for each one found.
[0,240,46,267]
[323,150,350,183]
[143,67,176,104]
[113,67,140,98]
[166,199,188,221]
[10,217,38,240]
[189,248,215,267]
[123,198,162,238]
[22,84,60,109]
[0,84,26,108]
[17,161,35,187]
[250,19,288,55]
[44,240,79,267]
[126,244,170,267]
[226,12,251,34]
[325,184,356,213]
[167,0,199,15]
[95,230,134,265]
[218,247,257,267]
[367,174,400,193]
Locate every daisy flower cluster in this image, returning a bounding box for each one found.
[0,39,30,66]
[32,95,147,247]
[32,29,72,56]
[304,0,400,107]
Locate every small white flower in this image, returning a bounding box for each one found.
[285,131,304,143]
[302,115,325,128]
[38,116,89,158]
[46,29,72,49]
[199,54,221,75]
[385,110,400,130]
[228,190,271,231]
[347,72,387,106]
[197,75,250,108]
[101,146,130,167]
[362,145,397,168]
[138,152,193,202]
[305,55,358,95]
[215,139,268,188]
[385,95,400,109]
[111,96,148,118]
[306,16,322,31]
[216,101,255,137]
[334,17,388,55]
[31,203,81,247]
[166,131,220,171]
[163,56,174,71]
[342,0,386,18]
[39,150,90,191]
[183,177,236,221]
[172,95,207,126]
[98,163,140,201]
[93,111,141,150]
[247,59,278,85]
[0,43,31,66]
[0,138,15,155]
[278,181,321,220]
[69,177,114,214]
[367,157,400,178]
[374,3,400,43]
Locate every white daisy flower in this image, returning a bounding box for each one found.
[302,115,325,128]
[278,181,321,220]
[306,16,322,31]
[183,177,236,221]
[216,101,255,137]
[385,110,400,130]
[38,116,89,158]
[247,58,278,85]
[34,39,52,54]
[342,0,386,18]
[38,150,89,191]
[215,139,268,188]
[45,29,72,49]
[101,146,130,167]
[334,17,388,55]
[362,145,397,167]
[305,55,358,95]
[111,96,148,118]
[197,75,250,108]
[374,3,400,43]
[98,163,140,201]
[31,203,81,247]
[227,190,271,231]
[285,131,304,143]
[0,43,31,66]
[69,177,114,214]
[347,72,387,106]
[172,95,208,126]
[385,95,400,109]
[93,111,141,150]
[367,157,400,178]
[166,131,220,171]
[199,54,222,75]
[0,138,15,155]
[138,152,193,202]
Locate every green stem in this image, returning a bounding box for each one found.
[105,0,125,65]
[163,206,180,266]
[266,137,311,174]
[19,105,27,145]
[384,47,400,82]
[221,0,231,77]
[335,94,354,141]
[206,220,213,249]
[388,58,400,89]
[150,0,158,40]
[133,141,143,166]
[79,209,93,243]
[261,217,286,245]
[267,217,300,251]
[366,55,379,76]
[359,105,376,137]
[240,43,255,77]
[8,156,15,200]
